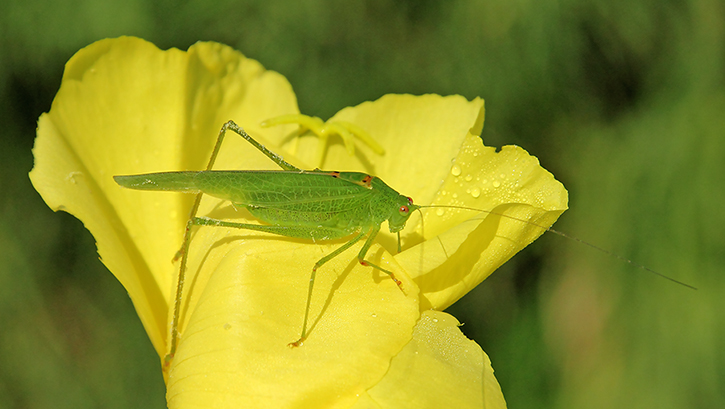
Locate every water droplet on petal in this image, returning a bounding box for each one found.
[464,174,473,182]
[436,208,445,216]
[451,165,462,176]
[471,188,481,198]
[492,180,501,188]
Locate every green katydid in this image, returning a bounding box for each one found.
[114,120,696,366]
[114,120,420,363]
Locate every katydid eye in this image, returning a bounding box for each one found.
[399,205,409,214]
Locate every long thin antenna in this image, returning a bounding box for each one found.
[421,205,697,290]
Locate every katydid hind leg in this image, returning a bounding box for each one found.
[172,122,300,231]
[166,120,300,367]
[167,121,250,365]
[223,120,301,171]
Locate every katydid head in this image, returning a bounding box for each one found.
[387,195,422,253]
[388,196,420,233]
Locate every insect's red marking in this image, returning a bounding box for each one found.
[330,171,341,178]
[406,196,414,205]
[344,173,374,189]
[361,175,373,187]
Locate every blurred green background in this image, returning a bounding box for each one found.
[1,0,723,408]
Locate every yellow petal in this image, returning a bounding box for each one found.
[325,94,483,189]
[398,134,568,310]
[29,37,299,358]
[358,311,507,409]
[167,231,420,407]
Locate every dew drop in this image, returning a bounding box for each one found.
[223,323,231,330]
[452,193,458,199]
[464,174,473,182]
[451,164,462,176]
[436,208,445,216]
[499,173,506,179]
[471,188,481,198]
[492,180,501,188]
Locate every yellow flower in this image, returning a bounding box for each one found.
[30,36,567,408]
